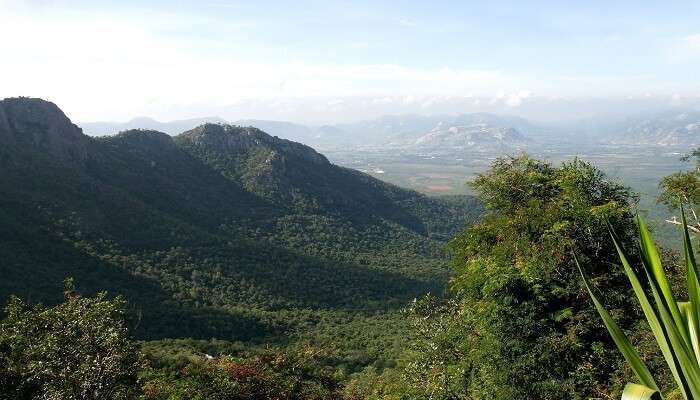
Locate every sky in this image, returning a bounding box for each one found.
[2,0,700,123]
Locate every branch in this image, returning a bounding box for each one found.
[664,218,700,233]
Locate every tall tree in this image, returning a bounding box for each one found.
[403,155,645,399]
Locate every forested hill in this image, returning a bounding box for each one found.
[0,97,482,343]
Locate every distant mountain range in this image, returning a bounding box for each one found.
[393,123,528,152]
[609,111,700,147]
[0,97,482,343]
[81,117,332,145]
[80,116,228,136]
[80,112,540,151]
[379,114,533,152]
[79,108,700,151]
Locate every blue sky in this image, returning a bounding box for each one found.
[2,0,700,121]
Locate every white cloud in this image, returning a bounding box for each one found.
[1,4,694,122]
[504,90,533,107]
[667,34,700,63]
[0,5,538,121]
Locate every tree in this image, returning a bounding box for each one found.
[402,155,646,399]
[0,279,143,400]
[660,149,700,207]
[659,149,700,236]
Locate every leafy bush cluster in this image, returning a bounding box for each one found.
[0,280,142,400]
[0,285,347,400]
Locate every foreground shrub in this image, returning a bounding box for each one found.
[0,279,143,400]
[141,347,342,400]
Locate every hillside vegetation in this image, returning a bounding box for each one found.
[0,97,482,371]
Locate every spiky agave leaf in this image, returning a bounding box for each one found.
[581,212,700,399]
[575,257,659,392]
[680,207,700,365]
[609,222,687,399]
[636,217,700,398]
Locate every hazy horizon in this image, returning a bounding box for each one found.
[3,1,700,123]
[69,95,700,127]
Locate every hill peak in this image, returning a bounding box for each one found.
[0,97,89,159]
[110,129,174,145]
[96,129,181,158]
[178,123,329,165]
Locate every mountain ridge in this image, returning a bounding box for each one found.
[0,97,91,160]
[0,97,482,347]
[610,110,700,147]
[78,112,544,149]
[80,115,228,136]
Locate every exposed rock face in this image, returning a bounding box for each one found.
[408,123,527,151]
[0,97,90,160]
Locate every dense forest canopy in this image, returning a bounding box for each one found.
[3,97,700,399]
[0,97,481,376]
[407,157,643,399]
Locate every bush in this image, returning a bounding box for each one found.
[0,279,143,400]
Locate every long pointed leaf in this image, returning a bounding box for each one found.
[637,216,700,398]
[638,216,691,349]
[680,302,700,366]
[641,263,700,399]
[680,206,700,364]
[576,257,659,391]
[609,223,687,398]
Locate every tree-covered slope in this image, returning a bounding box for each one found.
[175,123,473,240]
[0,97,482,345]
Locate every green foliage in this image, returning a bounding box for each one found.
[397,155,643,399]
[402,295,486,399]
[342,365,417,400]
[0,98,482,377]
[8,98,700,398]
[580,210,700,399]
[0,281,143,400]
[141,349,342,400]
[659,149,700,209]
[0,284,354,399]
